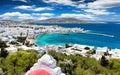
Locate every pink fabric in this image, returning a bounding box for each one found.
[28,69,52,75]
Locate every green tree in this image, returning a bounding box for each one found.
[84,47,90,50]
[0,50,40,75]
[17,37,26,44]
[60,59,74,75]
[100,56,109,67]
[0,48,9,58]
[104,51,109,56]
[65,44,72,48]
[86,49,96,55]
[0,40,7,48]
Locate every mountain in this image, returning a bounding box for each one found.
[28,18,90,24]
[0,18,105,25]
[0,20,22,26]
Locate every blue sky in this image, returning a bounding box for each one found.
[0,0,120,21]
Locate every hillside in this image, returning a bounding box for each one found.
[28,18,90,24]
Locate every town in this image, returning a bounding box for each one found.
[0,20,120,60]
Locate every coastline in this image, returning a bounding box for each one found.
[34,31,120,49]
[1,20,120,52]
[0,20,120,59]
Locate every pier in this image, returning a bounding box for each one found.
[85,32,115,38]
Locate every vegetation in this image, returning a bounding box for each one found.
[0,40,9,58]
[0,48,9,58]
[0,50,40,75]
[49,50,120,75]
[65,44,72,48]
[104,51,110,56]
[100,56,109,67]
[0,49,120,75]
[86,49,96,55]
[84,47,90,50]
[17,37,26,44]
[0,40,7,48]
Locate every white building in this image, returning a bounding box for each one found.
[5,46,17,52]
[96,47,108,56]
[25,54,65,75]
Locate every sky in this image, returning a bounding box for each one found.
[0,0,120,21]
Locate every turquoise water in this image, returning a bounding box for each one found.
[35,23,120,49]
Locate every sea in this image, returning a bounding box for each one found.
[35,22,120,49]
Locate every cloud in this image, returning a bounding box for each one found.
[0,12,33,20]
[32,13,54,20]
[73,10,81,13]
[0,12,55,20]
[43,0,120,9]
[84,9,115,15]
[12,0,28,3]
[14,5,54,12]
[87,0,120,9]
[34,7,53,11]
[43,0,76,6]
[32,13,54,17]
[14,5,34,10]
[59,13,95,20]
[78,4,87,8]
[38,17,49,20]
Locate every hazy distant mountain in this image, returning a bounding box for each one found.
[0,18,105,25]
[0,20,21,23]
[0,20,22,26]
[28,18,90,24]
[21,19,36,23]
